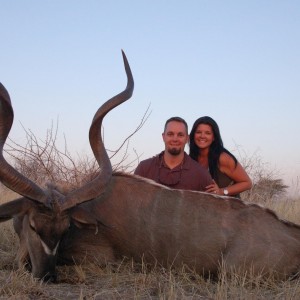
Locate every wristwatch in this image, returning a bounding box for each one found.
[223,189,229,195]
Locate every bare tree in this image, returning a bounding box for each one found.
[105,103,151,172]
[234,146,288,203]
[4,106,150,189]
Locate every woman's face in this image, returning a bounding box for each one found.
[194,123,214,149]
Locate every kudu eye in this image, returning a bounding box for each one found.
[29,224,36,232]
[29,219,37,232]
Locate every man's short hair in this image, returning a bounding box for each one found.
[164,117,188,134]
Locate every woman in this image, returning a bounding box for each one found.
[189,116,252,198]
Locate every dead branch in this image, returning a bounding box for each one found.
[4,106,150,188]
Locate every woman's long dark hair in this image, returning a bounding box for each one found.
[189,116,237,180]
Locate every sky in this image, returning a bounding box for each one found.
[1,1,300,194]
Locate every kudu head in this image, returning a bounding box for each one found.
[0,51,134,282]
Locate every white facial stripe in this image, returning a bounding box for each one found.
[41,240,60,256]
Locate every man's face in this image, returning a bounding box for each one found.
[162,121,189,156]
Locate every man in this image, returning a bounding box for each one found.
[134,117,212,191]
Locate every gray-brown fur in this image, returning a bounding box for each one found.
[1,52,300,282]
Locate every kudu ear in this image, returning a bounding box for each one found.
[70,206,110,233]
[0,197,31,222]
[70,206,98,228]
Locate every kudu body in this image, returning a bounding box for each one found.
[1,52,300,282]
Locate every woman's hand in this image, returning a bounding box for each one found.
[205,180,222,195]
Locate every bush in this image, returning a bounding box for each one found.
[235,148,288,203]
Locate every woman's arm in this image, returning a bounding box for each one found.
[205,152,252,196]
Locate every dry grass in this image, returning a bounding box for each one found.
[1,188,300,299]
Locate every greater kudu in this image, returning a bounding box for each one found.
[0,51,300,282]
